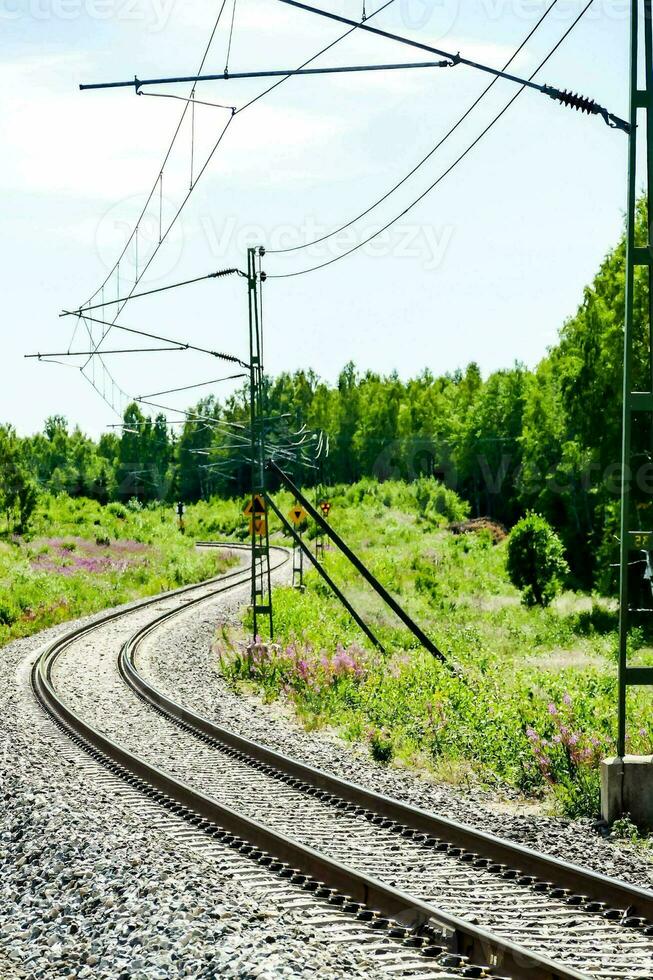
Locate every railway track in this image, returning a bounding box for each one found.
[32,546,653,980]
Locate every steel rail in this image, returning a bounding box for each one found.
[122,578,653,925]
[31,551,587,980]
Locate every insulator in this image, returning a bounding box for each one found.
[553,89,598,116]
[211,267,239,278]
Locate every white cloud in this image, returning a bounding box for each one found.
[1,43,353,202]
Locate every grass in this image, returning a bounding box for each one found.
[215,477,653,819]
[0,493,239,646]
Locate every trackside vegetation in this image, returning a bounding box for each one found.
[0,494,238,647]
[507,513,569,607]
[216,478,653,819]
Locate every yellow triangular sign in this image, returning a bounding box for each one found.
[249,516,267,536]
[288,504,308,526]
[243,493,266,517]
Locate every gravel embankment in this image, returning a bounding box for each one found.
[0,583,399,980]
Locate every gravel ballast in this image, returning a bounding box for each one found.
[0,584,413,980]
[4,556,653,980]
[137,580,653,891]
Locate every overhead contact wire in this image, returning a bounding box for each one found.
[79,0,395,367]
[225,0,238,75]
[268,0,561,254]
[234,0,397,114]
[268,0,597,278]
[82,0,230,309]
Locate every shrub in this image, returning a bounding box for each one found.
[507,513,568,607]
[0,598,19,626]
[412,477,470,525]
[368,728,394,764]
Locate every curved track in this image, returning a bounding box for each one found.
[32,547,653,980]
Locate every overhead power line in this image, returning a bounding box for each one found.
[84,113,235,363]
[72,0,398,414]
[274,0,629,132]
[232,0,396,114]
[134,399,253,444]
[268,0,600,279]
[138,91,235,111]
[61,268,243,317]
[225,0,238,75]
[62,313,250,368]
[137,373,247,400]
[72,0,232,410]
[81,0,231,310]
[75,0,397,315]
[268,0,561,255]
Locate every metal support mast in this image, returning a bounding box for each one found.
[247,246,273,640]
[292,523,305,590]
[618,0,653,756]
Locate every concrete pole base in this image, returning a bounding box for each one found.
[601,755,653,829]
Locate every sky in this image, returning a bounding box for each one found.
[2,0,633,436]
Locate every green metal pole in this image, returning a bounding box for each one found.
[247,247,258,639]
[645,0,653,388]
[256,248,273,638]
[246,245,273,641]
[618,0,640,758]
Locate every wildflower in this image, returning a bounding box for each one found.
[547,702,558,716]
[333,650,357,676]
[562,692,572,707]
[525,727,539,742]
[534,750,552,777]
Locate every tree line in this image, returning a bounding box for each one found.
[2,201,648,589]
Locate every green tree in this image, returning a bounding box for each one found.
[0,425,38,533]
[507,512,569,607]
